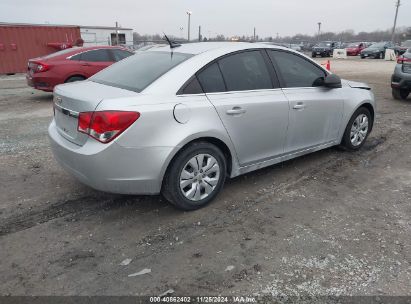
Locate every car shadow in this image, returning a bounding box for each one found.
[28,92,53,103]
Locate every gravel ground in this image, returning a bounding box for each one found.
[0,57,410,297]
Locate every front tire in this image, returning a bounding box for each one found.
[392,88,410,100]
[341,107,372,151]
[162,142,227,211]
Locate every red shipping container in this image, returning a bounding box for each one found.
[0,23,81,74]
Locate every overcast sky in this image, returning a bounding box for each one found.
[1,0,409,38]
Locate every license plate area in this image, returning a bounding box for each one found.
[403,63,411,74]
[54,104,87,145]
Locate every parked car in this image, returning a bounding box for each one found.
[360,42,394,59]
[346,42,366,56]
[312,41,339,57]
[394,40,411,56]
[289,44,302,52]
[26,46,133,92]
[301,42,315,52]
[391,48,411,100]
[49,42,375,210]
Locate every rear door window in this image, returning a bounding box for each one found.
[81,49,112,62]
[197,63,226,93]
[70,53,82,61]
[180,77,204,94]
[217,51,273,91]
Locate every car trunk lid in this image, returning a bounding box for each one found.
[53,80,139,146]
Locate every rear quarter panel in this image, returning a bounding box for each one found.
[96,94,240,179]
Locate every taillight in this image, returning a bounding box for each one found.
[397,57,411,64]
[30,61,50,73]
[77,111,140,143]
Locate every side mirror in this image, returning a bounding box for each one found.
[324,74,342,89]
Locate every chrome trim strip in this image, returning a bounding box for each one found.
[54,103,80,118]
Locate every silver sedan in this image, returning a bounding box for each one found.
[49,42,375,210]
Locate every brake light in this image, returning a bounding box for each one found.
[77,111,140,143]
[30,61,50,73]
[397,57,411,64]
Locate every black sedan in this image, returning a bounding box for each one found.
[361,42,394,59]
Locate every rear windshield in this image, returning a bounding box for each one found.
[42,47,82,59]
[91,51,193,92]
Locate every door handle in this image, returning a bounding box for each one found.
[81,62,91,66]
[293,103,305,110]
[226,107,246,115]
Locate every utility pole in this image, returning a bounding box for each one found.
[253,27,256,41]
[391,0,401,43]
[317,22,322,42]
[115,21,119,46]
[186,11,192,41]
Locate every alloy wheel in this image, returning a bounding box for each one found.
[179,154,220,201]
[350,114,369,146]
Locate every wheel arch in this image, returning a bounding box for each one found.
[339,100,375,144]
[356,102,375,132]
[160,135,238,190]
[64,74,87,83]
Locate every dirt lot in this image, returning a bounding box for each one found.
[0,57,410,297]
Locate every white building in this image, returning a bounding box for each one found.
[80,26,133,46]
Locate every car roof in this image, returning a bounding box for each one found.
[143,42,329,96]
[149,42,290,55]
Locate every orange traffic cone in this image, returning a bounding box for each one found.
[320,60,331,71]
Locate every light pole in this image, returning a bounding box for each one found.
[186,11,192,41]
[391,0,401,43]
[317,22,322,42]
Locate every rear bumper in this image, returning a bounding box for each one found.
[361,52,380,58]
[26,72,61,92]
[312,50,330,56]
[346,50,359,56]
[391,66,411,90]
[48,119,173,195]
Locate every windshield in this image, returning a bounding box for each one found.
[347,43,359,48]
[91,51,193,92]
[317,42,331,47]
[370,42,385,48]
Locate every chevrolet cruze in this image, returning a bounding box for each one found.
[49,42,375,210]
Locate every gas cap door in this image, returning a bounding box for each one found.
[173,103,191,124]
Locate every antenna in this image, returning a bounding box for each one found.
[163,33,181,49]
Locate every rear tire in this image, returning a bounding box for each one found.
[392,88,410,100]
[312,54,317,58]
[65,76,86,83]
[340,107,372,151]
[162,142,227,211]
